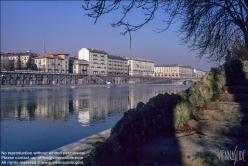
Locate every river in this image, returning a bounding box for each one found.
[1,84,190,153]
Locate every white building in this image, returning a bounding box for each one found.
[195,69,206,78]
[154,65,165,77]
[154,64,206,78]
[78,48,108,76]
[125,57,154,77]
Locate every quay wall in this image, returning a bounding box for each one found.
[0,71,197,85]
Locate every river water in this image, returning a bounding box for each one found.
[1,85,190,153]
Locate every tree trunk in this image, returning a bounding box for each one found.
[245,33,248,60]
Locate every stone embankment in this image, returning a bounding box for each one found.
[136,61,248,165]
[80,59,248,166]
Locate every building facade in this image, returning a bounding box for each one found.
[107,55,128,76]
[5,50,38,70]
[78,48,108,76]
[125,57,154,77]
[195,69,206,78]
[0,52,13,71]
[154,65,165,77]
[34,51,69,73]
[154,64,205,78]
[69,56,89,74]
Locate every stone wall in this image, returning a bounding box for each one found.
[83,60,248,166]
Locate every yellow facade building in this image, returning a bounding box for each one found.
[35,51,69,73]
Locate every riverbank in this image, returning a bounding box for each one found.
[17,129,111,166]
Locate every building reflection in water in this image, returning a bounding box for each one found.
[1,86,188,126]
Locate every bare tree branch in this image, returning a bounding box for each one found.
[82,0,248,61]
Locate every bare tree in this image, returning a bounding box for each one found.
[1,56,8,71]
[1,56,14,71]
[82,0,248,61]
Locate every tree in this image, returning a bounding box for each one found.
[9,60,15,71]
[1,54,14,71]
[1,56,10,71]
[82,0,248,61]
[16,55,22,70]
[26,56,38,70]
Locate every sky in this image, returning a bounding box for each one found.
[1,1,217,71]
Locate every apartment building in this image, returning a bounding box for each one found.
[35,51,69,73]
[154,64,205,78]
[78,48,108,76]
[154,65,165,77]
[195,69,206,78]
[6,50,38,69]
[125,57,154,77]
[0,52,13,71]
[107,55,128,76]
[69,56,89,74]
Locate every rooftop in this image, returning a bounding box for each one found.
[124,56,153,63]
[35,53,64,60]
[85,48,108,54]
[154,64,194,69]
[107,55,127,60]
[4,51,38,57]
[58,51,69,55]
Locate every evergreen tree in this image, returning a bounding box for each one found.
[9,60,15,71]
[16,55,22,70]
[26,56,38,70]
[26,56,32,70]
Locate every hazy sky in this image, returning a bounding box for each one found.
[1,1,217,71]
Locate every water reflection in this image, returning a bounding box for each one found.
[1,85,189,126]
[1,85,190,153]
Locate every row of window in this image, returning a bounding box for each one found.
[92,54,105,58]
[35,59,68,63]
[132,70,154,73]
[91,66,107,69]
[92,62,106,65]
[108,61,127,64]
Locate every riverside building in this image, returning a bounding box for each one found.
[154,64,206,78]
[5,50,38,69]
[34,51,69,73]
[69,56,89,74]
[78,48,108,76]
[107,55,128,76]
[125,57,154,77]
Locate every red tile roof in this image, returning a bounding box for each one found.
[35,53,65,60]
[35,53,54,59]
[58,51,69,55]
